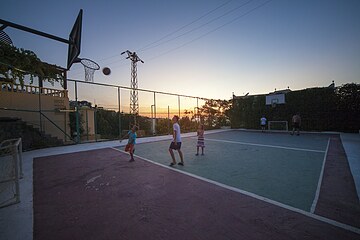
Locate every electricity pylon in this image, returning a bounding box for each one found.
[121,50,144,125]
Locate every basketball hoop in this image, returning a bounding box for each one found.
[0,30,13,45]
[80,58,100,82]
[271,99,278,108]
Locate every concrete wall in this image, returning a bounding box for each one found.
[0,90,70,142]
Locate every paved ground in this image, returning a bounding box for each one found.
[314,137,360,228]
[342,133,360,199]
[33,148,359,240]
[0,129,359,240]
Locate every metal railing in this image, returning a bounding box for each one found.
[1,81,67,98]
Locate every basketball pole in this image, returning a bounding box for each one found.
[0,19,70,44]
[75,81,80,143]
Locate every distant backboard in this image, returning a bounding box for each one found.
[67,9,83,70]
[266,93,285,105]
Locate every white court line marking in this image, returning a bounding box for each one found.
[112,147,360,235]
[198,137,326,153]
[311,139,331,213]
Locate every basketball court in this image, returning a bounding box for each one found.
[1,8,360,240]
[29,130,360,240]
[121,130,330,211]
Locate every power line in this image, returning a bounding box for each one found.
[146,0,273,62]
[138,0,254,53]
[136,0,234,52]
[77,0,273,73]
[93,1,234,64]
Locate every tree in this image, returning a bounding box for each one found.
[0,42,63,86]
[198,99,231,128]
[69,112,84,138]
[336,83,360,112]
[230,83,360,132]
[156,118,172,135]
[335,83,360,132]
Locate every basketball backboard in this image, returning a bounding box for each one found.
[266,93,285,105]
[67,9,83,70]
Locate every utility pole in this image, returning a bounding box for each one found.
[121,50,144,126]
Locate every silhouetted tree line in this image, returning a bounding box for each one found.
[95,110,151,139]
[230,83,360,133]
[69,99,232,140]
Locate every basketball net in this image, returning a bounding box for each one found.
[80,58,100,82]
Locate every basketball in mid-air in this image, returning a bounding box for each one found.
[102,67,111,75]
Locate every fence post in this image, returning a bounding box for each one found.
[197,97,199,122]
[18,138,23,178]
[38,77,43,133]
[94,106,97,142]
[178,95,180,117]
[118,87,121,139]
[75,81,80,143]
[12,144,20,204]
[168,105,170,135]
[153,92,156,135]
[85,109,89,141]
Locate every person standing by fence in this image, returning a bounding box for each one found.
[260,116,267,132]
[291,113,301,136]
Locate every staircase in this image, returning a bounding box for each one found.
[0,117,64,151]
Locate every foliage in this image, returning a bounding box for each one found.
[68,98,232,140]
[335,83,360,131]
[95,109,151,139]
[230,83,360,132]
[336,83,360,112]
[197,99,231,128]
[96,109,118,138]
[0,42,63,86]
[156,118,172,135]
[69,111,85,137]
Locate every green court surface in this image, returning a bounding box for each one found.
[120,130,330,211]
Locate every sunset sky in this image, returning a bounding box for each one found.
[1,0,359,112]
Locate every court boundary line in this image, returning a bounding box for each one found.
[197,137,326,153]
[111,147,360,235]
[232,128,341,135]
[310,138,331,213]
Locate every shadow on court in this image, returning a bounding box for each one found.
[33,148,359,240]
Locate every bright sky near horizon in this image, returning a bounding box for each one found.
[1,0,360,104]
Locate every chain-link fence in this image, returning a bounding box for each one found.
[66,79,209,142]
[1,61,214,149]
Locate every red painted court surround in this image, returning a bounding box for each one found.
[315,137,360,227]
[33,148,360,240]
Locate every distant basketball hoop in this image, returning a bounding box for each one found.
[271,98,278,108]
[79,58,100,82]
